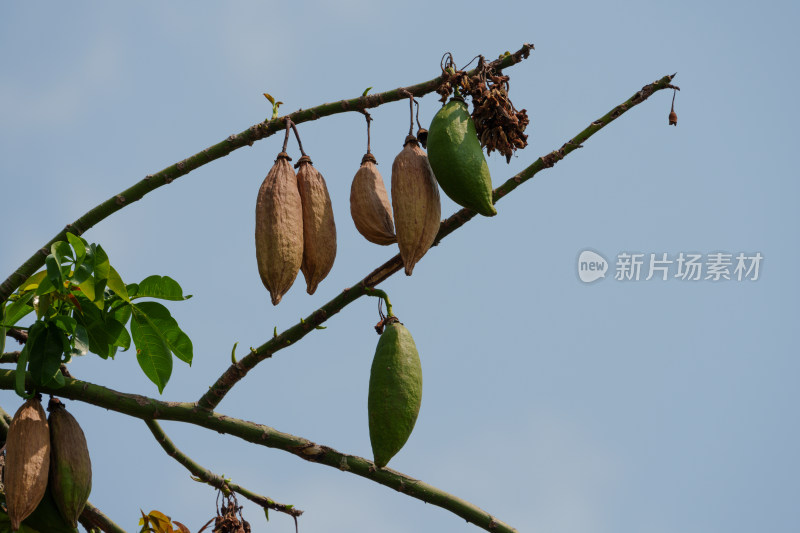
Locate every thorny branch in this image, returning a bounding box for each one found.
[144,419,303,519]
[0,371,520,533]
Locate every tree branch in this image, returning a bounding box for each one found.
[0,43,534,306]
[80,502,127,533]
[144,418,303,519]
[0,352,20,364]
[198,72,678,411]
[0,405,127,533]
[0,372,519,533]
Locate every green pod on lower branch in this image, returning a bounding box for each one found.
[368,320,423,468]
[427,98,497,217]
[48,400,92,528]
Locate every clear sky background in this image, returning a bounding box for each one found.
[1,2,798,532]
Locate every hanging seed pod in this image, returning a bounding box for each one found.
[427,97,497,217]
[295,155,337,295]
[5,397,51,531]
[668,89,678,126]
[47,398,92,528]
[391,135,441,275]
[350,153,396,245]
[255,150,304,305]
[368,317,423,468]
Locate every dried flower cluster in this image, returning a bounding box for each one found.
[206,492,251,533]
[436,54,529,162]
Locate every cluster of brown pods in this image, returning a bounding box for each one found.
[4,397,92,531]
[256,85,509,303]
[349,105,442,276]
[256,120,337,305]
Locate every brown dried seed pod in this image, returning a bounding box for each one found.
[295,155,337,295]
[5,397,51,531]
[350,153,396,245]
[391,135,441,275]
[255,152,304,305]
[47,399,92,528]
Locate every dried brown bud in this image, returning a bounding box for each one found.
[295,155,337,295]
[350,153,396,245]
[669,110,678,126]
[391,136,441,275]
[255,152,304,305]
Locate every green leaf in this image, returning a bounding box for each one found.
[264,508,269,522]
[126,283,139,298]
[51,241,74,267]
[34,274,57,296]
[135,275,191,301]
[131,306,173,393]
[45,255,64,292]
[14,343,31,398]
[4,291,35,326]
[66,232,87,263]
[107,266,130,302]
[362,86,372,96]
[51,315,77,335]
[93,245,111,280]
[28,322,66,389]
[111,320,131,352]
[263,92,275,105]
[0,302,5,356]
[35,293,51,319]
[113,302,133,327]
[74,303,109,357]
[20,270,47,292]
[78,277,96,302]
[133,302,193,365]
[76,304,129,359]
[72,324,89,357]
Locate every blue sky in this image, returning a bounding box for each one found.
[1,2,798,532]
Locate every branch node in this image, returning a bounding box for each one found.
[114,195,126,206]
[177,160,186,171]
[227,134,238,142]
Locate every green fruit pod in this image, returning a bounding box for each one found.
[368,320,423,468]
[47,400,92,528]
[427,98,497,217]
